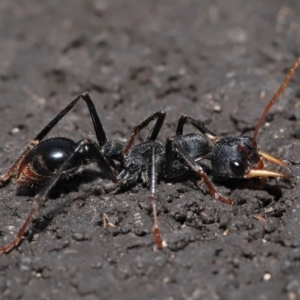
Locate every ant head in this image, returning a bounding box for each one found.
[213,58,300,180]
[211,136,262,178]
[211,136,290,179]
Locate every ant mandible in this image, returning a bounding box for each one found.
[0,57,299,253]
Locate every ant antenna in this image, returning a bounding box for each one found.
[252,57,300,146]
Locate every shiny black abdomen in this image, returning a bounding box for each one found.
[23,138,80,177]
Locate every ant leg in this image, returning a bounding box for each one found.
[0,139,117,253]
[186,116,219,142]
[80,93,107,147]
[165,136,177,177]
[175,115,219,145]
[0,192,41,253]
[165,137,234,204]
[149,145,163,249]
[0,93,108,185]
[175,115,187,136]
[123,110,166,155]
[0,144,37,185]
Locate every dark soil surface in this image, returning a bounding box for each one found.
[1,1,300,299]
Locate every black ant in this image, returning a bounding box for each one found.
[0,57,299,253]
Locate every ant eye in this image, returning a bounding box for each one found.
[230,161,246,177]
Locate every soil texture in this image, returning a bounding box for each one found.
[1,1,300,299]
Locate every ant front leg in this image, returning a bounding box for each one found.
[0,139,117,253]
[123,110,166,155]
[165,137,234,204]
[0,93,108,185]
[176,115,219,145]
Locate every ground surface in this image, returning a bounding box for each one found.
[0,1,300,299]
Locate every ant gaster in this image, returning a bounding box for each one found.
[0,58,299,253]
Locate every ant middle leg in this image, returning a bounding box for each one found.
[123,110,166,155]
[148,144,163,249]
[165,137,234,204]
